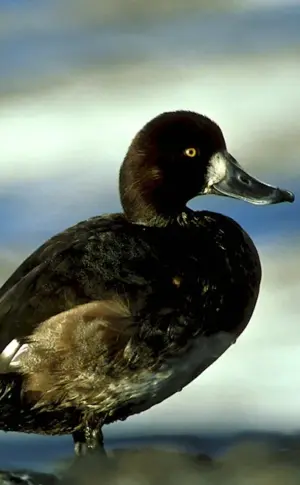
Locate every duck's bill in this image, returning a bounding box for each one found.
[207,151,295,205]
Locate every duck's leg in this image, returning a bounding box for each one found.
[72,418,106,457]
[63,425,105,485]
[84,418,106,455]
[72,430,87,457]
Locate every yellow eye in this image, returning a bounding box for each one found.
[184,147,198,158]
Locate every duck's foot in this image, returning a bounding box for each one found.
[61,428,107,483]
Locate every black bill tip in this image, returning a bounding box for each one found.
[280,189,295,204]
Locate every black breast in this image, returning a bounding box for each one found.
[129,211,261,343]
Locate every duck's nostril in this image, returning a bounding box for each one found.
[239,174,251,186]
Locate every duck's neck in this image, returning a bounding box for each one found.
[120,187,193,227]
[122,196,192,227]
[132,209,195,227]
[119,163,192,227]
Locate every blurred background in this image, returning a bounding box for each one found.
[1,0,300,479]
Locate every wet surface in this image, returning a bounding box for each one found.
[1,432,300,484]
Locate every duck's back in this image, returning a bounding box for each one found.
[0,214,125,300]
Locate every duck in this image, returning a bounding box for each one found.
[0,110,294,458]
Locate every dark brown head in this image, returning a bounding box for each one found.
[119,110,294,224]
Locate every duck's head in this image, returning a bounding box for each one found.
[119,110,294,224]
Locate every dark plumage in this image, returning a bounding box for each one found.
[0,110,294,456]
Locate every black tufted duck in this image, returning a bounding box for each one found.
[0,110,294,457]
